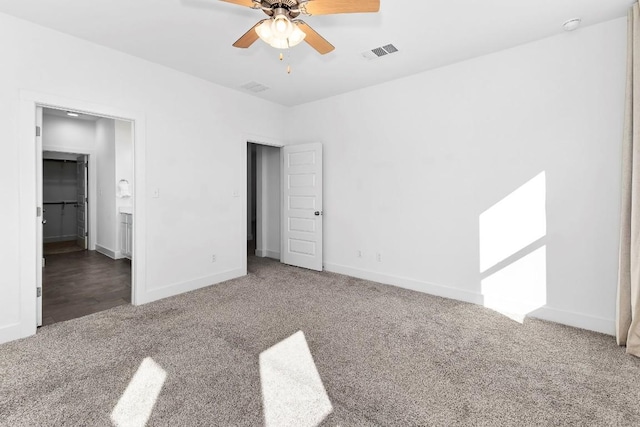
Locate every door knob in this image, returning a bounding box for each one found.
[314,211,323,216]
[42,219,47,224]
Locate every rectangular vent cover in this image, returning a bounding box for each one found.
[241,81,270,93]
[362,44,399,60]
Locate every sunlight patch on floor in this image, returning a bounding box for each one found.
[111,357,167,427]
[260,331,333,427]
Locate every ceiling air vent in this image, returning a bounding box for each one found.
[240,81,269,93]
[362,43,399,60]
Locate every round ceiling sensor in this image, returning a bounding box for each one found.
[563,18,581,32]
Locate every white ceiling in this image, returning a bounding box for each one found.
[0,0,631,106]
[43,107,101,121]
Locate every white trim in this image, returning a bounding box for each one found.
[256,249,281,259]
[245,133,285,148]
[13,90,147,345]
[95,245,118,260]
[325,262,615,335]
[530,307,615,336]
[0,323,22,345]
[324,262,484,305]
[141,268,244,304]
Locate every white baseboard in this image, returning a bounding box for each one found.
[0,322,22,345]
[324,262,615,336]
[324,262,483,306]
[530,306,615,336]
[255,249,280,260]
[140,268,244,305]
[95,245,117,260]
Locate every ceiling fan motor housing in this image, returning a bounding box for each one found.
[260,0,302,18]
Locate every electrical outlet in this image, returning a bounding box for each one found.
[376,253,382,262]
[357,250,362,258]
[211,254,217,263]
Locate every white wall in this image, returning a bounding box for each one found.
[256,145,281,259]
[285,18,627,334]
[1,12,285,343]
[95,118,116,254]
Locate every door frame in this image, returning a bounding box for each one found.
[242,135,284,275]
[18,90,147,340]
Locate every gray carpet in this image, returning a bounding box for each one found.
[2,257,640,426]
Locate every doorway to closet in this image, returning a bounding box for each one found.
[39,107,134,326]
[247,142,282,261]
[42,152,88,255]
[245,141,324,272]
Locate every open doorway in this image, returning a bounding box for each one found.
[247,142,281,261]
[42,152,88,255]
[38,107,134,326]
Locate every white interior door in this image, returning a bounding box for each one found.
[281,143,323,271]
[36,106,43,327]
[76,154,87,249]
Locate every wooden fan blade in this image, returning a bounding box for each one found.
[297,22,334,54]
[233,20,265,48]
[301,0,380,16]
[220,0,256,8]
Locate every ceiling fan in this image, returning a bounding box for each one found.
[222,0,380,55]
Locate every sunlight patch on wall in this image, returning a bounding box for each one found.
[260,331,333,427]
[481,245,547,322]
[111,357,167,427]
[479,172,546,272]
[479,172,547,322]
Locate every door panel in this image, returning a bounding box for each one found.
[281,143,323,271]
[76,155,87,249]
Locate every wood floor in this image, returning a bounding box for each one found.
[44,240,85,255]
[42,250,131,326]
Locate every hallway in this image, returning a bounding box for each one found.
[42,250,131,325]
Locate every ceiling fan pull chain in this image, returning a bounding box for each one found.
[286,38,291,74]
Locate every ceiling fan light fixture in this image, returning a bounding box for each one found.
[255,19,274,40]
[288,24,306,46]
[255,19,306,49]
[272,14,292,38]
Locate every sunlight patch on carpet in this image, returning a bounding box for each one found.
[260,331,333,427]
[111,357,167,427]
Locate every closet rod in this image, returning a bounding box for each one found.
[43,159,78,163]
[43,201,78,205]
